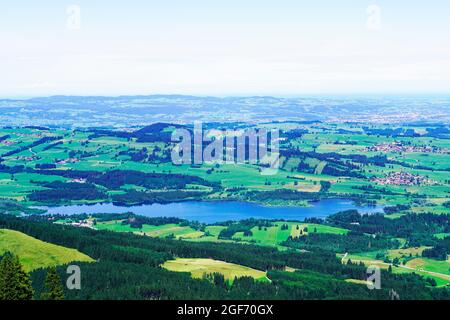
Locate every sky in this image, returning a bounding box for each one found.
[1,0,450,97]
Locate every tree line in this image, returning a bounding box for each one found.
[1,214,448,300]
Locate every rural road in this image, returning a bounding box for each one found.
[29,148,37,156]
[397,264,450,281]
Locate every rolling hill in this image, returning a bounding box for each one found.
[0,229,94,272]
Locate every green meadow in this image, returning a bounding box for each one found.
[0,229,94,272]
[341,250,450,287]
[95,220,203,239]
[161,258,269,283]
[232,221,349,247]
[94,219,349,248]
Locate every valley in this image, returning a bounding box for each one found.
[0,119,449,300]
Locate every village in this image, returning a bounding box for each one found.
[61,218,95,229]
[367,141,449,154]
[371,171,434,186]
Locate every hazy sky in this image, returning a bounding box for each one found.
[1,0,450,97]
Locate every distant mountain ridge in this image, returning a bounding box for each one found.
[0,95,449,128]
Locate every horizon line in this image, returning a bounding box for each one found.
[2,92,450,100]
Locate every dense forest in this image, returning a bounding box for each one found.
[326,210,450,253]
[283,232,399,253]
[0,214,448,300]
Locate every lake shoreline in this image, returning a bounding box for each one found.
[33,199,385,224]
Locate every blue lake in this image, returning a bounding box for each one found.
[37,199,384,223]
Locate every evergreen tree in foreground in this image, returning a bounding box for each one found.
[0,252,34,300]
[41,267,65,300]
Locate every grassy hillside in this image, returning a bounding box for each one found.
[340,252,450,287]
[95,220,204,239]
[162,258,269,283]
[93,218,349,249]
[0,229,94,272]
[232,222,349,247]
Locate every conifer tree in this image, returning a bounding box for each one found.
[41,267,65,300]
[0,252,34,300]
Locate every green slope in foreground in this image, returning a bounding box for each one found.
[162,258,269,283]
[0,229,94,272]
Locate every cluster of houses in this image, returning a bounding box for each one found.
[1,140,14,146]
[69,219,95,229]
[68,178,87,184]
[17,133,44,138]
[367,141,449,154]
[12,155,38,161]
[372,171,433,186]
[56,158,80,165]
